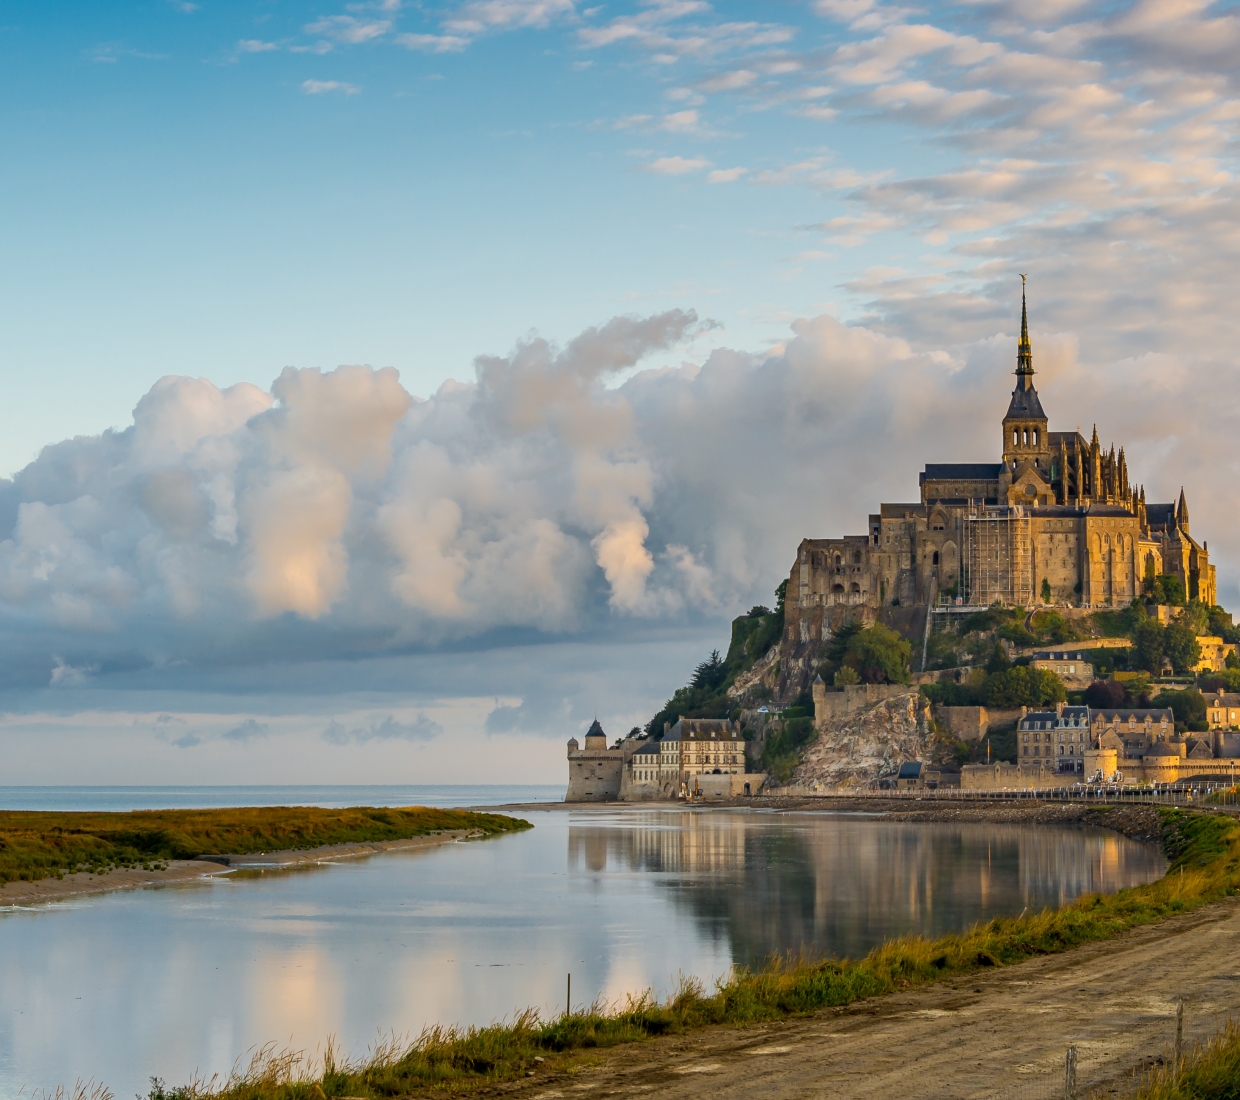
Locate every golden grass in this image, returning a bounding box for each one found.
[1122,1018,1240,1099]
[0,805,530,885]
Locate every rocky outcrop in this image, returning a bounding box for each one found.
[779,691,932,791]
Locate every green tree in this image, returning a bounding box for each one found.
[1041,578,1052,604]
[985,642,1011,675]
[1181,600,1210,636]
[1122,598,1148,635]
[1133,619,1166,673]
[1163,622,1201,674]
[1152,688,1207,729]
[843,623,911,684]
[981,666,1067,707]
[834,666,860,686]
[1159,573,1186,606]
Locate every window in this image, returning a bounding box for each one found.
[1033,429,1039,446]
[932,551,939,565]
[1013,430,1019,447]
[853,551,862,564]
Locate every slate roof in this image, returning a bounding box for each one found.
[897,761,924,779]
[1006,379,1046,420]
[633,741,661,756]
[1146,503,1176,527]
[919,463,1005,483]
[585,719,606,738]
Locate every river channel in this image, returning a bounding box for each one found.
[0,806,1166,1097]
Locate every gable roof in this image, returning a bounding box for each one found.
[919,463,1005,483]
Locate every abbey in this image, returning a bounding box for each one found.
[785,285,1216,642]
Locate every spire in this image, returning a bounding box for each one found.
[1177,487,1189,532]
[1090,424,1099,450]
[1017,274,1033,377]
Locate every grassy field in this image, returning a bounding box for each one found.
[0,805,531,885]
[140,806,1240,1100]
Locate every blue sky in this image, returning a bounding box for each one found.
[1,0,1239,783]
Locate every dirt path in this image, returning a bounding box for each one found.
[502,896,1240,1100]
[0,830,477,907]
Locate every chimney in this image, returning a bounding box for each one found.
[1020,705,1028,718]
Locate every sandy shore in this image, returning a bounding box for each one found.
[0,829,478,908]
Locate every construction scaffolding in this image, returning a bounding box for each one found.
[962,502,1033,607]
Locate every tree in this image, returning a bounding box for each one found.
[1084,679,1126,709]
[1133,619,1166,673]
[834,666,860,687]
[981,666,1067,707]
[1181,600,1210,636]
[1208,605,1240,644]
[985,642,1011,675]
[1152,688,1206,729]
[1122,599,1148,635]
[843,624,911,684]
[691,650,728,692]
[1041,578,1052,604]
[1163,623,1201,674]
[1159,573,1186,606]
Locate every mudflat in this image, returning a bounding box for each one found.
[0,831,477,907]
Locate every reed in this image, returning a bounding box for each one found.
[0,806,530,885]
[150,806,1240,1099]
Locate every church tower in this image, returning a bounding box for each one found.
[1001,277,1050,478]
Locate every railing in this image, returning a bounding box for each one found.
[781,784,1240,809]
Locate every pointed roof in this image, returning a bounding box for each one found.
[1177,487,1189,526]
[1006,277,1045,420]
[585,719,606,739]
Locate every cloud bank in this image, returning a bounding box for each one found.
[1,298,1236,700]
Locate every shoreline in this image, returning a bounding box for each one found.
[0,829,478,908]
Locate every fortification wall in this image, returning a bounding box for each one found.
[934,705,1023,741]
[812,681,913,725]
[960,763,1073,790]
[565,754,623,802]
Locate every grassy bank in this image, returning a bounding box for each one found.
[0,806,531,885]
[149,806,1240,1100]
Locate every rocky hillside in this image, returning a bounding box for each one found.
[779,692,932,792]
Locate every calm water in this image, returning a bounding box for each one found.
[0,806,1166,1097]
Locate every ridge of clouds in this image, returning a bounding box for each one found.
[3,300,1238,697]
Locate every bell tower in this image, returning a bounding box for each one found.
[1001,276,1050,478]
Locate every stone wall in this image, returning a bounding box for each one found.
[812,680,913,725]
[565,752,624,801]
[934,705,1023,742]
[960,762,1074,790]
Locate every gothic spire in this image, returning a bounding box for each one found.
[1017,274,1033,377]
[1177,486,1189,532]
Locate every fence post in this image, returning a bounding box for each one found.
[1064,1044,1077,1100]
[1174,998,1184,1071]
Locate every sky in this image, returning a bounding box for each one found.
[1,0,1239,784]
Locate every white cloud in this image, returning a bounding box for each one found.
[301,79,361,95]
[304,16,393,44]
[707,166,747,183]
[640,155,710,174]
[238,39,279,53]
[396,32,470,52]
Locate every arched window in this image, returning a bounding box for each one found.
[1013,430,1019,447]
[832,583,845,593]
[932,551,940,565]
[834,553,842,567]
[1022,429,1028,445]
[1033,429,1039,446]
[853,551,862,564]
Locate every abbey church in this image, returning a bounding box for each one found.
[785,285,1216,642]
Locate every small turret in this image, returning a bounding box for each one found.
[583,719,607,751]
[1176,487,1190,534]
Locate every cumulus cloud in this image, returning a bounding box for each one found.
[221,718,269,742]
[641,155,711,174]
[2,293,1239,697]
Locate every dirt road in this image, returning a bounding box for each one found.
[509,895,1240,1100]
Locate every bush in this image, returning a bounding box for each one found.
[840,624,911,684]
[1084,679,1126,709]
[1164,622,1202,674]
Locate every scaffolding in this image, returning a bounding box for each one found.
[962,502,1033,607]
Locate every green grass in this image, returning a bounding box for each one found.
[0,806,531,885]
[147,806,1240,1100]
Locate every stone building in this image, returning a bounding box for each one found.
[784,283,1216,647]
[622,717,751,800]
[1018,704,1093,771]
[1205,691,1240,730]
[565,720,630,802]
[1194,637,1238,673]
[1029,650,1094,686]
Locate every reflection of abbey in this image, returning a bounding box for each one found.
[784,287,1216,644]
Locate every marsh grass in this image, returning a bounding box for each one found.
[154,806,1240,1099]
[1120,1019,1240,1099]
[0,806,530,885]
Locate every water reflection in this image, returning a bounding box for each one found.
[567,810,1166,966]
[0,809,1164,1099]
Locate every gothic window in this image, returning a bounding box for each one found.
[1033,429,1039,446]
[932,551,940,565]
[853,551,862,564]
[1013,430,1019,447]
[1023,429,1028,445]
[834,553,842,567]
